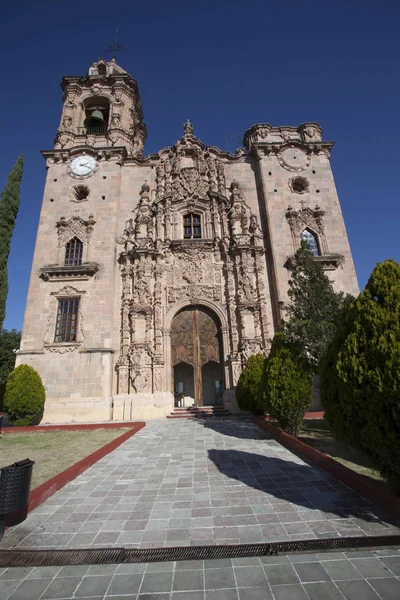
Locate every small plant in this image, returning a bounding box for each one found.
[4,364,46,427]
[236,353,264,414]
[260,332,312,437]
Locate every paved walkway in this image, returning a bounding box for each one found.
[2,419,400,550]
[1,549,400,599]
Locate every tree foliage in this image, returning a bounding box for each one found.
[0,328,21,410]
[4,364,45,427]
[0,155,24,330]
[282,243,346,373]
[260,332,313,437]
[320,259,400,492]
[236,353,264,414]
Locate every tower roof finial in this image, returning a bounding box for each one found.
[183,119,194,136]
[107,26,124,60]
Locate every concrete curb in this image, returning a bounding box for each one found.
[253,416,400,520]
[0,422,142,433]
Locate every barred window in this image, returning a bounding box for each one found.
[301,229,320,256]
[65,237,83,266]
[54,298,79,343]
[183,213,201,239]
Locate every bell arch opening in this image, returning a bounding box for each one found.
[170,305,225,407]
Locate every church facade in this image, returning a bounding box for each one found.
[17,58,359,423]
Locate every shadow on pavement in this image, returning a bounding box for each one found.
[208,448,400,530]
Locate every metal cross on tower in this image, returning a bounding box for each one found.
[107,27,124,60]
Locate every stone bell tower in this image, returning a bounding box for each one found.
[54,58,147,155]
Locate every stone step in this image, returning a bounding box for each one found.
[172,406,226,411]
[167,406,231,419]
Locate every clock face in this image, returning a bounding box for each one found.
[278,146,310,172]
[69,155,97,178]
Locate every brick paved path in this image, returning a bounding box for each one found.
[1,418,400,550]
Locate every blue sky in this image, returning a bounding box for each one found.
[0,0,399,331]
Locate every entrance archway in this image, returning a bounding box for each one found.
[171,306,224,407]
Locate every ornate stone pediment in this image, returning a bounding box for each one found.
[286,204,328,255]
[56,214,96,245]
[155,121,226,203]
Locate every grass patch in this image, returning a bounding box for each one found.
[0,428,130,490]
[298,419,383,482]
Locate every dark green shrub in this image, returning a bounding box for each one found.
[236,353,264,414]
[260,332,313,437]
[320,259,400,493]
[4,364,46,426]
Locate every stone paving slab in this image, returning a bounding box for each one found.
[0,549,400,599]
[1,419,400,551]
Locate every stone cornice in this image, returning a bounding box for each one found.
[285,254,344,271]
[252,141,334,159]
[41,146,127,165]
[61,73,139,93]
[129,147,249,166]
[40,263,99,281]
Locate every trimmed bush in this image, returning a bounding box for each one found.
[4,364,46,426]
[260,332,313,437]
[236,353,264,414]
[320,260,400,493]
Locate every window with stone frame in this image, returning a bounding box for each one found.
[183,213,202,239]
[54,297,79,343]
[301,229,320,256]
[65,237,83,266]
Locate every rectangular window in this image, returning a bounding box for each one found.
[54,297,79,343]
[65,238,83,266]
[183,213,202,239]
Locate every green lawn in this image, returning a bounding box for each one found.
[299,419,383,482]
[0,429,130,490]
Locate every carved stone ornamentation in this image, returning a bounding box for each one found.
[240,339,264,367]
[298,122,322,143]
[56,214,96,246]
[285,204,328,254]
[115,122,271,400]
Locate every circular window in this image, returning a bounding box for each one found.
[289,177,309,194]
[70,185,90,203]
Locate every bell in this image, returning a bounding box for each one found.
[84,110,105,130]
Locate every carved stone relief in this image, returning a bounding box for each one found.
[116,122,270,396]
[56,214,96,246]
[286,204,328,254]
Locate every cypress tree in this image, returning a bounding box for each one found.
[282,242,347,373]
[0,155,23,330]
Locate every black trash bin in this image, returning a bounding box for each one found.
[0,413,13,429]
[0,458,35,540]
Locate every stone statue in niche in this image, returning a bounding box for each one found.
[133,273,151,304]
[118,368,129,394]
[238,270,256,303]
[118,218,136,251]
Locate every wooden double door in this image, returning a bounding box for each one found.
[171,306,224,406]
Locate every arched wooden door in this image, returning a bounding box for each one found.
[171,306,224,406]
